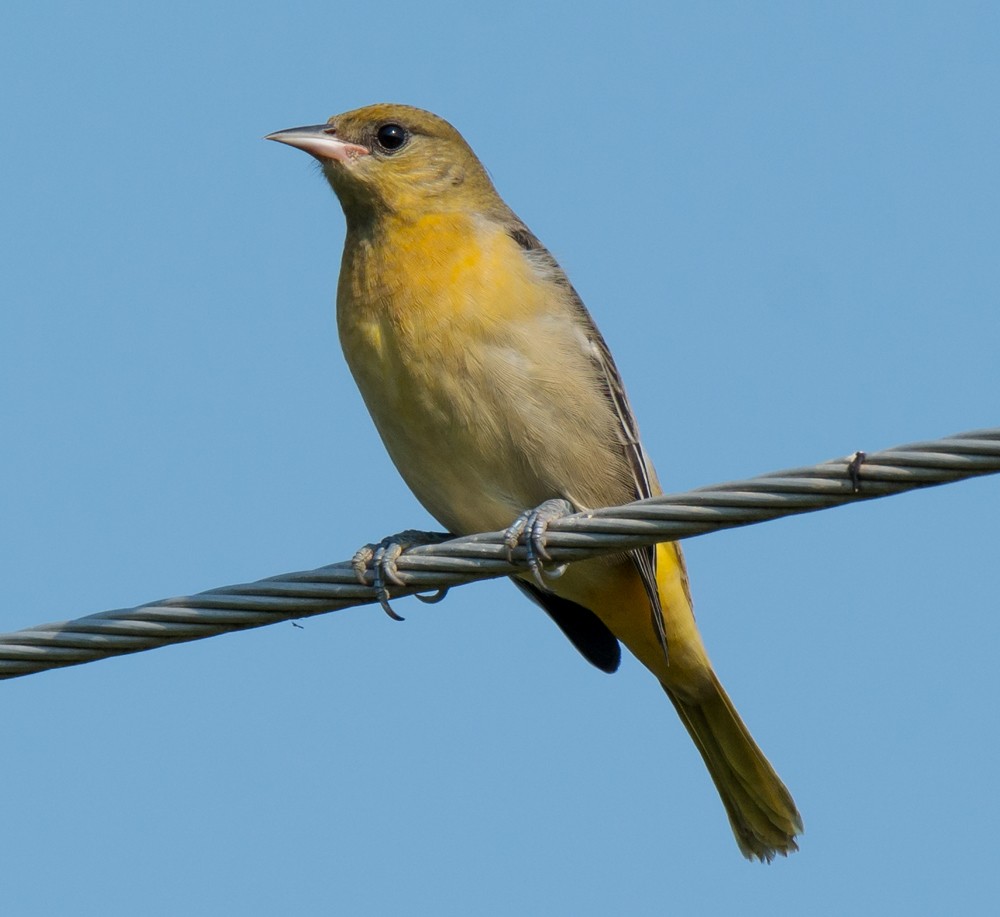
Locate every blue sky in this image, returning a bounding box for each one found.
[2,2,998,914]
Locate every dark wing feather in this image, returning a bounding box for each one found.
[512,578,621,673]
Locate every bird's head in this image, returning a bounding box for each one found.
[267,103,501,225]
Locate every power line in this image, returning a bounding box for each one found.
[2,427,996,680]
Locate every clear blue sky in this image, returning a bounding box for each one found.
[2,2,998,914]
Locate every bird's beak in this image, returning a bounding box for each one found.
[265,125,370,163]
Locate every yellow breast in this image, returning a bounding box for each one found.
[336,210,633,535]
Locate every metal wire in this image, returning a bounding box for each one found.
[2,427,997,680]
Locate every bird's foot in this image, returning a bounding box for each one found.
[504,498,573,590]
[352,529,452,620]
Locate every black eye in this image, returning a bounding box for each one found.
[375,123,409,153]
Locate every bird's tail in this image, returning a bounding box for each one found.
[664,672,803,862]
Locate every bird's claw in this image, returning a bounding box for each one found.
[352,529,451,620]
[504,498,573,589]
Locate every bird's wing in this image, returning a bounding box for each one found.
[506,220,670,663]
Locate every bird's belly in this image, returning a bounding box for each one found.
[340,320,636,541]
[340,314,559,535]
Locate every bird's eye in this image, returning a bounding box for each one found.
[375,123,409,153]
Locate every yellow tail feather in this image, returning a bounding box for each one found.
[665,672,803,861]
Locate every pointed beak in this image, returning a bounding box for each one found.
[265,124,370,163]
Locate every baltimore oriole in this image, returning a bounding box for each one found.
[268,104,802,860]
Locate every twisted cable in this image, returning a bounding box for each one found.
[2,427,997,680]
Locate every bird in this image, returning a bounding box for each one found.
[267,103,802,860]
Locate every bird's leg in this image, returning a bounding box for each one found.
[504,498,573,590]
[352,529,452,620]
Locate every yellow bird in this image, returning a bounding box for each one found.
[267,104,802,860]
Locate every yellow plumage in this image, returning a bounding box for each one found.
[269,104,802,860]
